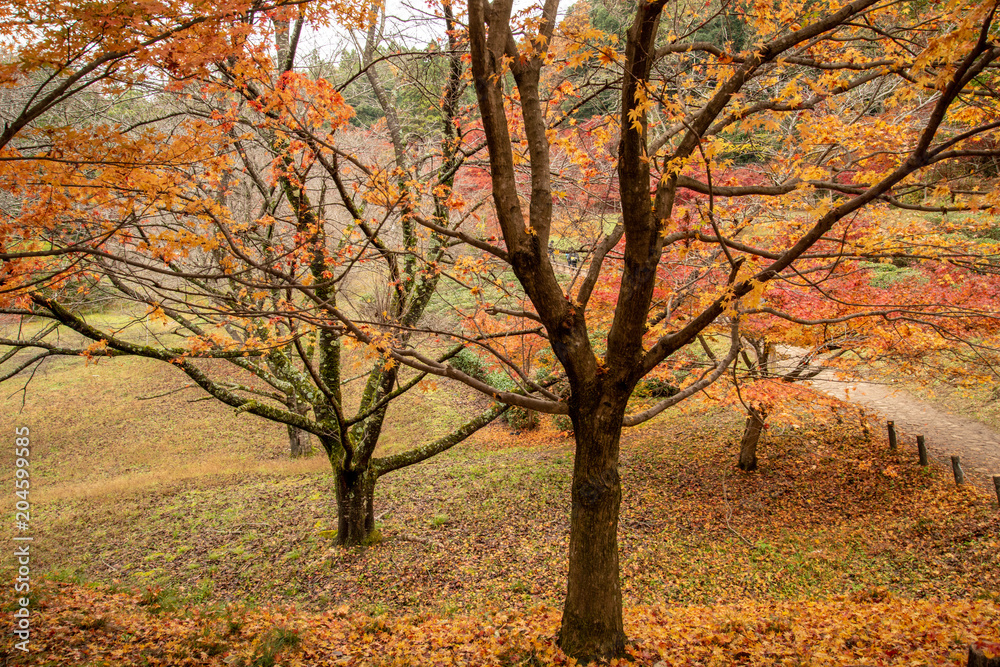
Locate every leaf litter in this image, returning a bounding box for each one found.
[4,399,999,665]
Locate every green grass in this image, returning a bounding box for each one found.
[860,260,923,288]
[0,343,997,622]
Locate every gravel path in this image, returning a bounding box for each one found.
[807,375,1000,489]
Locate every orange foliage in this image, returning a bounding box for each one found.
[19,582,1000,666]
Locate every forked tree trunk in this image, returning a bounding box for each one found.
[336,467,375,546]
[558,396,627,661]
[738,410,766,471]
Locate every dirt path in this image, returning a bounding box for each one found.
[806,375,1000,489]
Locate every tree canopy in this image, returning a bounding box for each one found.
[1,0,999,662]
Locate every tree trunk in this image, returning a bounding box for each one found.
[336,467,375,546]
[285,396,313,457]
[287,423,312,458]
[558,397,627,662]
[738,410,766,471]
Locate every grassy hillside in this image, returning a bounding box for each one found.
[1,353,998,665]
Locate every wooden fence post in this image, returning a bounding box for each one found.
[968,645,1000,667]
[993,476,1000,507]
[917,435,928,466]
[887,421,897,452]
[951,456,965,485]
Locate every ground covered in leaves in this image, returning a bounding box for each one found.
[2,357,999,664]
[12,583,1000,666]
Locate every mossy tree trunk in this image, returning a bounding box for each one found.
[336,466,376,546]
[320,387,509,547]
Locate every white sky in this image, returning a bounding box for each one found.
[298,0,558,64]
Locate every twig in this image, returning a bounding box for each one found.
[210,523,274,535]
[721,472,756,548]
[397,533,447,550]
[137,384,198,400]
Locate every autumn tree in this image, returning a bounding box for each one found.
[0,1,518,546]
[0,0,376,267]
[2,0,1000,662]
[719,200,1000,472]
[429,0,1000,659]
